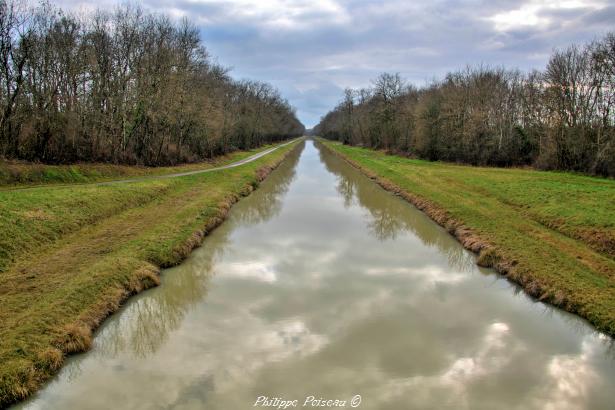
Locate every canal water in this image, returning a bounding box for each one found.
[17,140,615,409]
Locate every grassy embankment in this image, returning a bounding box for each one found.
[0,139,301,406]
[320,139,615,336]
[0,143,284,187]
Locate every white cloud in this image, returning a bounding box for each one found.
[365,265,466,286]
[374,322,516,408]
[217,260,278,283]
[535,335,604,410]
[190,0,349,29]
[488,0,606,32]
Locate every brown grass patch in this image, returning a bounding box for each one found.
[36,348,64,372]
[19,209,52,221]
[55,323,92,354]
[477,247,501,267]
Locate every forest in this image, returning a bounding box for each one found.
[0,1,304,166]
[315,34,615,177]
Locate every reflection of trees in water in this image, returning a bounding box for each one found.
[440,243,475,274]
[96,245,222,359]
[531,296,615,359]
[318,146,407,241]
[229,141,303,227]
[336,175,356,208]
[62,354,85,382]
[317,143,474,273]
[85,143,305,361]
[365,208,406,241]
[604,336,615,360]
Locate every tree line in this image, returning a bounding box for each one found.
[0,1,304,166]
[314,33,615,177]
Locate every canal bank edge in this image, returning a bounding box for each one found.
[0,139,304,408]
[317,138,614,338]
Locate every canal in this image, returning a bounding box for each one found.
[16,139,615,410]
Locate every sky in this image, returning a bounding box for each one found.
[56,0,615,128]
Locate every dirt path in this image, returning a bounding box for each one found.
[1,139,300,192]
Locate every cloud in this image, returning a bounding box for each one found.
[55,0,613,128]
[216,260,278,283]
[487,0,607,32]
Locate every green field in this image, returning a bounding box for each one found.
[320,139,615,336]
[0,140,300,406]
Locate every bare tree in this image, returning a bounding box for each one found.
[0,1,304,165]
[315,33,615,176]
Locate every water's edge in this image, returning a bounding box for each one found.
[317,139,612,338]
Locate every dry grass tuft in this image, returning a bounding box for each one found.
[55,323,92,354]
[7,367,38,402]
[128,265,161,293]
[19,209,52,220]
[477,247,500,267]
[36,348,64,372]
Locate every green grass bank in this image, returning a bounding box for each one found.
[0,139,302,406]
[319,139,615,336]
